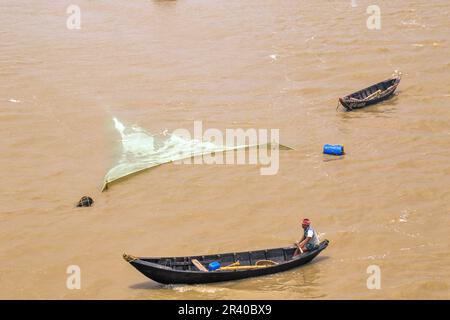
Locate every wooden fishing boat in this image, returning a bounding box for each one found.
[123,240,329,284]
[338,73,401,111]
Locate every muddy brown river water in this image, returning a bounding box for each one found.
[0,0,449,299]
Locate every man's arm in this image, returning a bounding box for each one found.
[295,234,305,245]
[299,236,312,248]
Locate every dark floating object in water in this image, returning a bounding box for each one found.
[338,73,401,111]
[123,240,329,284]
[77,196,94,207]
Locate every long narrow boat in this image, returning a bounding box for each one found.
[123,240,329,284]
[338,73,401,111]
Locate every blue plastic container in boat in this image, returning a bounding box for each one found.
[323,144,344,156]
[208,261,221,271]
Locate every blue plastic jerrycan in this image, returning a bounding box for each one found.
[208,261,221,271]
[323,144,344,156]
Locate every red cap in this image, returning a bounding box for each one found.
[302,218,311,226]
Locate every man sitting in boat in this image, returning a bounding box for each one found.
[293,218,320,256]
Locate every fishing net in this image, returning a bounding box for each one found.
[102,118,291,191]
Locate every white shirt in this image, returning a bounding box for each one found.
[304,226,320,246]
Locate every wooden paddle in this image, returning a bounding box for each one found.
[294,242,304,254]
[218,265,269,271]
[225,261,240,268]
[347,89,382,102]
[191,259,208,272]
[218,260,277,271]
[363,89,382,100]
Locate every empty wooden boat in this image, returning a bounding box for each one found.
[338,74,401,111]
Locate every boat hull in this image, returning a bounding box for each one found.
[126,240,329,284]
[339,75,401,111]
